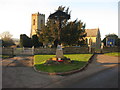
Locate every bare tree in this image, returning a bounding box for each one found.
[0,31,13,39]
[0,31,14,47]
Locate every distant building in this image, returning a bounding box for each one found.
[30,12,45,37]
[85,28,101,49]
[106,37,115,47]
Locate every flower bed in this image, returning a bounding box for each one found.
[34,54,93,73]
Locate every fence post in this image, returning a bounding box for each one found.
[32,46,34,55]
[88,45,92,53]
[12,48,14,57]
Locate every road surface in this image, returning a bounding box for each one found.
[1,54,119,88]
[64,66,118,88]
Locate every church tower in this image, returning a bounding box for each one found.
[30,12,45,37]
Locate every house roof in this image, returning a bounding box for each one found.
[85,28,99,37]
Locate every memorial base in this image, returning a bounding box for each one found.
[56,49,64,58]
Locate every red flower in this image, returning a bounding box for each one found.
[58,60,63,62]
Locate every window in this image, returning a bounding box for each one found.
[41,20,43,25]
[89,38,92,45]
[33,19,35,25]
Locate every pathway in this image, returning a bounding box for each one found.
[1,54,119,88]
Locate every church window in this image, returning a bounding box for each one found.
[89,38,92,45]
[41,20,43,25]
[33,19,35,25]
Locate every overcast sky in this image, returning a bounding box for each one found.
[0,0,119,40]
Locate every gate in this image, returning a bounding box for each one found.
[14,48,34,56]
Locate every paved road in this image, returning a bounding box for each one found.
[2,56,64,88]
[64,66,118,88]
[1,54,119,88]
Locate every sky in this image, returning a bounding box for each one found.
[0,0,119,40]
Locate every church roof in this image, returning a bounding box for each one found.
[85,28,99,37]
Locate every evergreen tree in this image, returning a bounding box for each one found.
[32,35,43,48]
[36,6,86,47]
[36,6,71,46]
[61,20,86,46]
[20,34,32,48]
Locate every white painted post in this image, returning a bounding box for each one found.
[32,46,34,55]
[88,45,91,53]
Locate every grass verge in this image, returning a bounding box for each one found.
[34,54,93,73]
[104,52,120,57]
[0,55,14,59]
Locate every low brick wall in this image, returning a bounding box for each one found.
[3,46,111,56]
[34,47,89,54]
[2,48,14,56]
[102,47,120,53]
[34,48,56,55]
[63,47,89,54]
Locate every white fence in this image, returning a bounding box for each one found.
[2,48,34,56]
[14,48,34,55]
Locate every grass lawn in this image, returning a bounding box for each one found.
[104,52,120,57]
[0,55,13,59]
[34,54,93,73]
